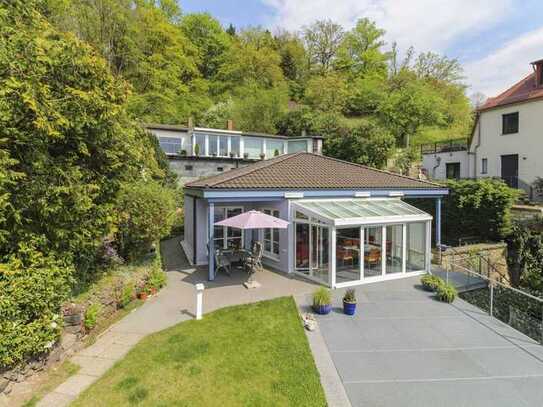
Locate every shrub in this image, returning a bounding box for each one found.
[118,283,135,309]
[436,283,457,303]
[147,267,167,291]
[0,244,73,368]
[409,179,520,245]
[421,274,444,292]
[343,289,356,303]
[313,287,331,307]
[116,180,176,260]
[84,303,101,331]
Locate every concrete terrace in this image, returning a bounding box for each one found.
[307,276,543,407]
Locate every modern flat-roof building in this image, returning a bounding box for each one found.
[146,122,323,185]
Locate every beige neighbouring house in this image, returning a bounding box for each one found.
[422,58,543,200]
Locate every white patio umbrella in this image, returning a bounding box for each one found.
[214,210,289,288]
[214,209,289,229]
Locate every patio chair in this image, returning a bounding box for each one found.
[207,243,231,276]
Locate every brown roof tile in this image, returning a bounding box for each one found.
[185,153,443,190]
[479,72,543,111]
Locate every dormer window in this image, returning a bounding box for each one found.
[502,112,519,135]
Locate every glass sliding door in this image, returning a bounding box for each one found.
[406,222,427,272]
[295,223,310,273]
[295,221,330,284]
[364,226,383,278]
[386,224,403,274]
[336,227,361,283]
[311,225,329,283]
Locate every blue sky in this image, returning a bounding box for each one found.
[180,0,543,97]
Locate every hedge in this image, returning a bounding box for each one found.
[409,179,520,245]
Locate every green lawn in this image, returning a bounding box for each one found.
[72,297,327,407]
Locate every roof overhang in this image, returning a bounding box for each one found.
[184,187,449,201]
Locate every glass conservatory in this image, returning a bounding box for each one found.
[291,198,432,288]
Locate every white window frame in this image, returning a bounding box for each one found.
[214,206,244,249]
[261,208,280,259]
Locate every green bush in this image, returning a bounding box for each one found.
[147,267,167,291]
[0,244,73,368]
[312,287,331,307]
[116,180,176,260]
[436,283,457,303]
[409,179,520,245]
[118,283,135,309]
[421,274,444,291]
[84,303,101,331]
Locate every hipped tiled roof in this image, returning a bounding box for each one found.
[185,152,443,190]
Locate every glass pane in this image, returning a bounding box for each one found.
[312,225,329,283]
[264,239,271,252]
[208,135,218,156]
[407,222,426,272]
[227,208,242,217]
[273,242,279,255]
[295,223,310,273]
[244,138,262,158]
[158,137,181,155]
[230,137,240,157]
[386,225,403,274]
[336,228,361,283]
[288,140,307,153]
[266,140,284,158]
[194,134,206,155]
[295,211,308,220]
[364,227,383,277]
[226,237,242,250]
[219,136,228,156]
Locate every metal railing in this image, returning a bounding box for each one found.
[446,252,543,344]
[420,138,469,155]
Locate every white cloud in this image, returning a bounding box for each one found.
[464,26,543,96]
[263,0,512,53]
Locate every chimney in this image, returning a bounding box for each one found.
[301,129,307,137]
[227,120,234,131]
[531,59,543,87]
[188,117,194,130]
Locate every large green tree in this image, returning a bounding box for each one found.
[0,0,166,270]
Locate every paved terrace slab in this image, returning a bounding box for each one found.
[304,277,543,407]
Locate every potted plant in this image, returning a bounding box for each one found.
[229,152,235,158]
[274,149,280,157]
[312,287,332,315]
[194,144,200,156]
[436,283,457,303]
[343,289,357,315]
[259,153,266,160]
[179,149,187,156]
[420,274,444,292]
[243,152,249,159]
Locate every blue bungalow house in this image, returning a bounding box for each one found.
[182,152,447,288]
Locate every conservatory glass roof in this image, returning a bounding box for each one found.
[293,199,431,226]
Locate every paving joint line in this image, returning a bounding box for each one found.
[330,345,519,353]
[344,373,543,385]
